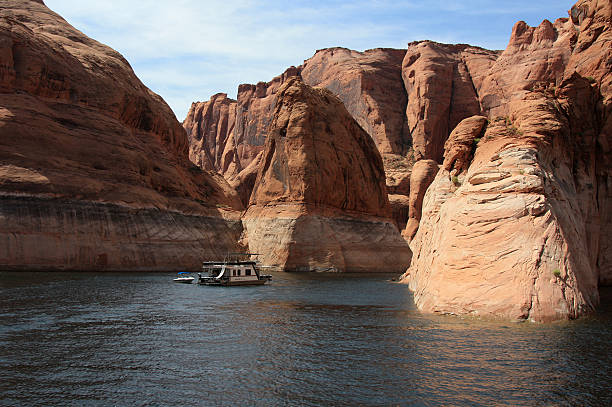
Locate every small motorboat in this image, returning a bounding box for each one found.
[173,272,195,284]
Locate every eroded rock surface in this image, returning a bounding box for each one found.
[402,159,439,241]
[402,42,499,162]
[0,0,243,271]
[242,78,411,272]
[443,116,488,173]
[186,44,500,223]
[403,0,612,321]
[301,47,410,156]
[184,48,413,204]
[184,68,300,206]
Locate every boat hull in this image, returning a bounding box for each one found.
[173,278,195,284]
[199,258,272,287]
[198,277,270,286]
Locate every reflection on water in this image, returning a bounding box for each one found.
[1,272,611,406]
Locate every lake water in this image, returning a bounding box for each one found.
[1,272,611,406]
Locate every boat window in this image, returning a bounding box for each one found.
[232,270,236,276]
[238,270,241,276]
[246,268,251,276]
[213,268,221,274]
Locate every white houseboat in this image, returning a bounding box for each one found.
[197,254,272,286]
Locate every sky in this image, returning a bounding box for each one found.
[44,0,572,121]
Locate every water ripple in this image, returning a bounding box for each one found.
[1,272,611,406]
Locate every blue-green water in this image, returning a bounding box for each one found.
[1,272,611,406]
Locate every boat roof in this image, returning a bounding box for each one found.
[202,261,257,266]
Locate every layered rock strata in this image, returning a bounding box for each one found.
[0,0,243,271]
[403,0,612,321]
[241,78,412,272]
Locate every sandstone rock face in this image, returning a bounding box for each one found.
[187,44,498,224]
[184,68,300,206]
[0,0,243,271]
[300,47,410,156]
[478,18,577,117]
[302,48,415,204]
[403,0,612,321]
[183,93,236,172]
[185,48,415,204]
[0,196,242,271]
[402,159,439,241]
[402,42,499,162]
[565,0,612,286]
[242,78,411,272]
[185,42,502,241]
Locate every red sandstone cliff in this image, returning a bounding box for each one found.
[300,47,410,157]
[184,44,504,232]
[183,49,414,215]
[241,78,412,272]
[183,67,300,206]
[0,0,243,271]
[403,0,612,321]
[402,43,499,163]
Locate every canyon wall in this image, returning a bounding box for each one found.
[402,43,499,163]
[184,48,415,219]
[183,67,300,206]
[181,0,611,320]
[403,0,612,321]
[185,44,501,229]
[241,78,412,272]
[0,0,243,271]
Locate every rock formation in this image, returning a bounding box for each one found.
[301,48,416,229]
[402,43,499,163]
[183,68,300,206]
[0,0,243,271]
[442,116,489,173]
[186,44,504,231]
[184,48,414,211]
[402,159,439,241]
[403,0,612,321]
[300,47,410,157]
[241,78,412,272]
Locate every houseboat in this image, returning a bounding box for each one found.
[197,254,272,286]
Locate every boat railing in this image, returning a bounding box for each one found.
[223,252,261,264]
